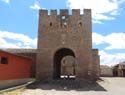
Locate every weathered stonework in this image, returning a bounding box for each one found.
[36,9,100,80]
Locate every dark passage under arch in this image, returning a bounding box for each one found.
[53,48,75,79]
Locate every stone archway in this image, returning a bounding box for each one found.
[53,48,75,79]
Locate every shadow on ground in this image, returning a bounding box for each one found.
[26,79,107,91]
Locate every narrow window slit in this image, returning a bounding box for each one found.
[50,22,52,26]
[79,22,82,26]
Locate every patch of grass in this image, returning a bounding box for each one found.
[0,88,25,95]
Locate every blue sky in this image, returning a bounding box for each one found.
[0,0,125,66]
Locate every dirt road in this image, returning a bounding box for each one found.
[2,77,125,95]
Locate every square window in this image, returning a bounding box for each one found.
[1,57,8,64]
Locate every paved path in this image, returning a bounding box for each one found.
[3,77,125,95]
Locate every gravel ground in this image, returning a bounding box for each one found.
[2,77,125,95]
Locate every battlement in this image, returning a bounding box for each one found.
[39,9,91,16]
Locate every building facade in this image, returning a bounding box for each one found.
[100,65,113,77]
[36,9,100,80]
[2,49,37,77]
[113,62,125,77]
[0,50,31,80]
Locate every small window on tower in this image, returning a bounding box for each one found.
[1,57,8,64]
[50,22,52,26]
[79,22,82,26]
[61,16,66,20]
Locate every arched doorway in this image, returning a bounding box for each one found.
[53,48,75,79]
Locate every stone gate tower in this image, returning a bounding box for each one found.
[36,9,100,80]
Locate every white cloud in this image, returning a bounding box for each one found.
[105,33,125,50]
[67,0,125,23]
[93,32,125,66]
[30,1,41,10]
[1,0,10,4]
[92,32,125,50]
[0,30,37,48]
[105,33,125,49]
[92,32,105,45]
[93,20,103,24]
[99,50,125,66]
[110,10,120,15]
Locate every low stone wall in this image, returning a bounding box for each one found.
[0,78,33,90]
[100,65,113,77]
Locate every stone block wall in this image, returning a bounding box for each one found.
[36,9,97,80]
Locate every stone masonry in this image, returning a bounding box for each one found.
[36,9,100,80]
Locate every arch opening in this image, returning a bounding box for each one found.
[53,48,75,79]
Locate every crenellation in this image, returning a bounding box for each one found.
[39,9,91,17]
[39,10,48,16]
[84,9,91,14]
[51,10,57,16]
[84,9,91,19]
[60,9,69,16]
[72,9,80,15]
